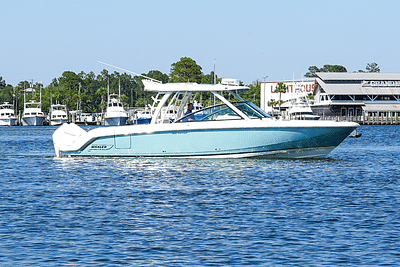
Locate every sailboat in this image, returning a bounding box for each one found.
[104,79,128,126]
[21,83,46,126]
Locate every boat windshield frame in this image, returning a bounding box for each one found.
[175,101,271,123]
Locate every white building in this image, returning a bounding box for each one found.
[260,80,316,112]
[313,72,400,117]
[260,73,400,119]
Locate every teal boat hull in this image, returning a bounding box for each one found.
[58,125,356,158]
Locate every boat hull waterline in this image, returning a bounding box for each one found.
[53,121,357,159]
[0,118,18,126]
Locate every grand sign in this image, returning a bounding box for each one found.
[362,81,400,87]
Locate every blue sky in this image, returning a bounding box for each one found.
[1,0,400,86]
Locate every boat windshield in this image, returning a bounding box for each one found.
[175,102,271,123]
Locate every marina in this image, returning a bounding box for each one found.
[2,0,400,265]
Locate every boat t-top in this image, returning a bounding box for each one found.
[0,102,18,126]
[53,77,358,158]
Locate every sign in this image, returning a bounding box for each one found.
[267,82,316,94]
[362,81,400,87]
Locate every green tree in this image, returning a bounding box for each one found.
[169,57,203,83]
[320,64,347,73]
[366,62,380,73]
[201,71,220,84]
[135,98,146,107]
[239,80,261,106]
[274,82,287,112]
[146,70,169,83]
[305,64,347,77]
[0,77,15,105]
[304,66,320,78]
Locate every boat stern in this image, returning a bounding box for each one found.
[53,123,87,157]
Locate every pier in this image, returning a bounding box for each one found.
[320,114,400,125]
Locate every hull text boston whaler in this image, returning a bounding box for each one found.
[53,74,358,158]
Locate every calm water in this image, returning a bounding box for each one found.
[1,125,400,266]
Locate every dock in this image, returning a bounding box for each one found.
[320,114,400,125]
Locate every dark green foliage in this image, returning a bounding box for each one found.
[305,64,347,77]
[169,57,203,83]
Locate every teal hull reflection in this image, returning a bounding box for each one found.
[59,126,355,158]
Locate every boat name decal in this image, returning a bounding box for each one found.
[90,144,112,150]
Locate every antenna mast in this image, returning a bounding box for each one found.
[98,61,162,83]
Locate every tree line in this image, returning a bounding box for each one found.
[305,62,380,77]
[0,58,380,113]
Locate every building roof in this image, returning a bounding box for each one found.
[316,72,400,81]
[316,72,400,95]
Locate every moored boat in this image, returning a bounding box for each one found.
[22,100,46,126]
[53,77,358,159]
[133,107,152,124]
[50,104,68,126]
[284,96,320,120]
[104,81,129,126]
[104,96,129,126]
[0,102,18,126]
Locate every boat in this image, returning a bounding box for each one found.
[21,100,46,126]
[104,95,129,126]
[133,107,153,124]
[21,83,46,126]
[49,104,68,126]
[70,110,100,125]
[53,77,358,159]
[0,102,18,126]
[285,96,320,120]
[104,81,128,126]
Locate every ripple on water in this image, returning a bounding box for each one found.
[0,125,400,266]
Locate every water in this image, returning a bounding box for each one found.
[1,125,400,266]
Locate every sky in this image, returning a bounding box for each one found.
[1,0,400,87]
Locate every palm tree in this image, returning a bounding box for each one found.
[274,82,287,113]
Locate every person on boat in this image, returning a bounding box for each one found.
[185,103,194,115]
[183,103,195,122]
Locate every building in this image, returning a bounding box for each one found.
[260,73,400,123]
[313,72,400,118]
[260,80,316,112]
